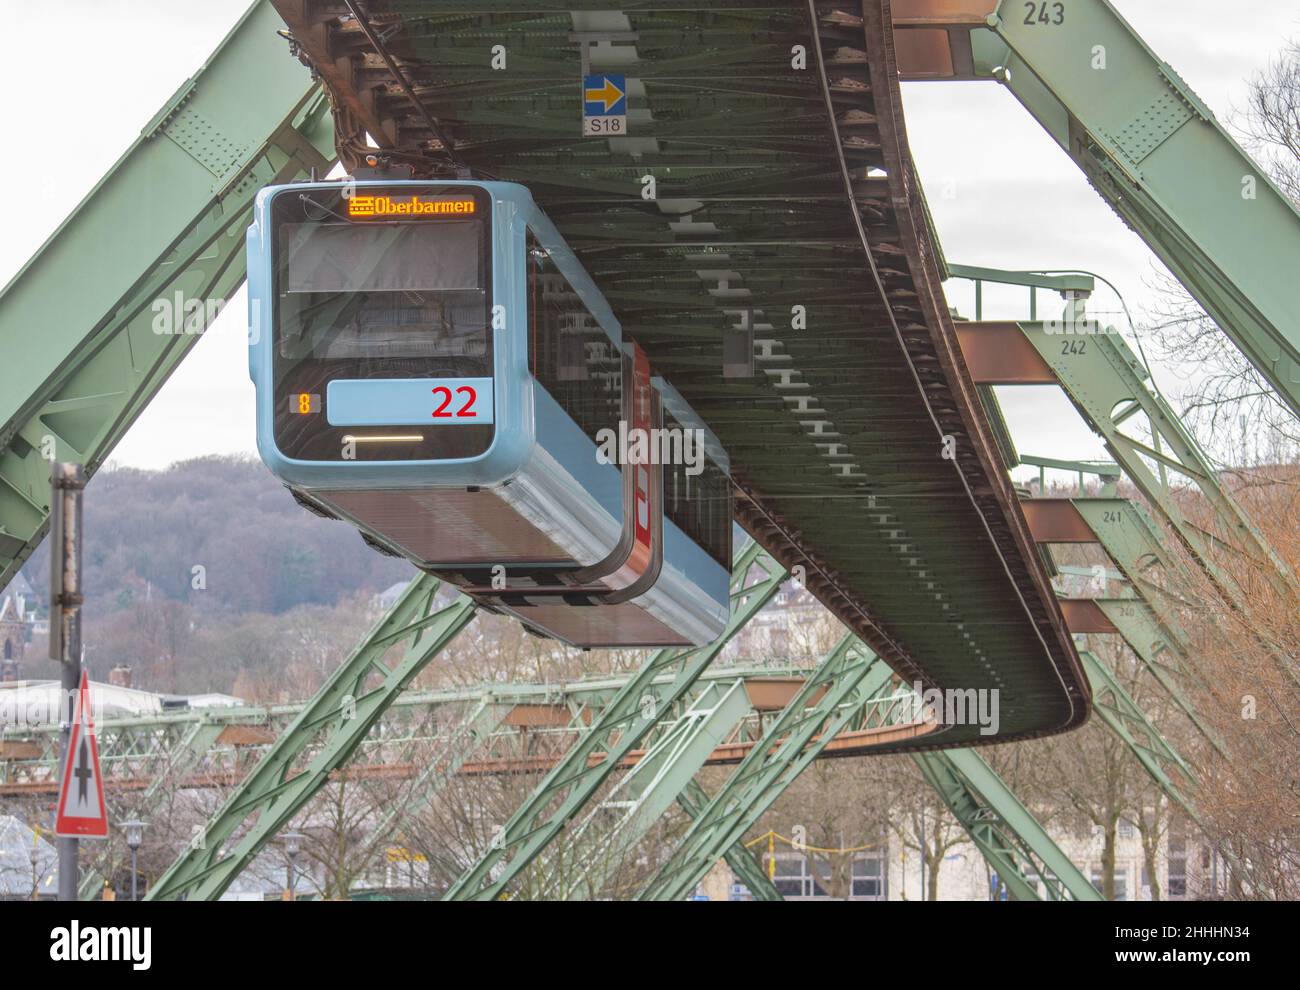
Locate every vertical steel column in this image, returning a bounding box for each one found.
[49,462,86,901]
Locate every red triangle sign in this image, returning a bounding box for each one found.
[55,670,108,839]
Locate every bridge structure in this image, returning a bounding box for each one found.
[0,0,1294,900]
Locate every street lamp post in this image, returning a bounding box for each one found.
[121,820,146,901]
[29,843,39,901]
[283,831,305,901]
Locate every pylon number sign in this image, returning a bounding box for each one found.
[55,670,108,838]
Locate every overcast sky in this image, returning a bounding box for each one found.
[1,1,1295,478]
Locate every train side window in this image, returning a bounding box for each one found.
[527,233,621,441]
[528,232,730,568]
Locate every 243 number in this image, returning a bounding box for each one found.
[1024,1,1065,25]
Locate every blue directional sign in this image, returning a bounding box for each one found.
[584,74,627,115]
[583,74,627,136]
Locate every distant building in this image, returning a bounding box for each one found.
[715,816,1206,902]
[0,574,35,682]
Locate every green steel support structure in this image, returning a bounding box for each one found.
[908,0,1300,415]
[637,633,1101,902]
[914,748,1101,901]
[544,677,754,900]
[364,697,511,855]
[637,635,896,901]
[1015,315,1292,603]
[1079,649,1196,811]
[1086,597,1223,754]
[77,720,231,899]
[444,541,787,900]
[0,0,331,591]
[676,781,784,902]
[147,576,476,901]
[951,262,1292,607]
[0,0,1279,902]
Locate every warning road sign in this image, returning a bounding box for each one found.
[583,73,627,136]
[55,670,108,839]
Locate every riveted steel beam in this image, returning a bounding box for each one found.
[146,575,476,901]
[898,0,1300,415]
[444,541,787,900]
[0,0,334,592]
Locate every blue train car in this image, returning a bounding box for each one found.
[247,179,731,647]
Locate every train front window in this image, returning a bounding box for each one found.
[269,185,494,461]
[278,221,486,360]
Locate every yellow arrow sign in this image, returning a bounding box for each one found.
[584,77,624,113]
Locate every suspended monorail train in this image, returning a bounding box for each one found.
[248,179,732,647]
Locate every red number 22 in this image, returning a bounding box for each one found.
[432,385,477,418]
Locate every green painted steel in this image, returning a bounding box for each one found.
[638,635,895,901]
[444,541,787,900]
[1067,497,1194,615]
[78,719,229,900]
[946,263,1093,321]
[914,748,1101,901]
[146,575,476,901]
[637,633,1096,903]
[1091,598,1224,754]
[312,0,1092,749]
[972,0,1300,415]
[677,780,783,902]
[1079,649,1195,811]
[544,677,754,899]
[0,661,823,791]
[0,0,333,592]
[1016,314,1293,603]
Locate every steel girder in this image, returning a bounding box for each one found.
[1060,497,1194,618]
[146,575,476,901]
[914,748,1100,901]
[899,0,1300,416]
[1089,598,1224,755]
[273,0,1092,751]
[444,541,787,900]
[364,697,511,854]
[637,634,897,901]
[0,661,827,797]
[77,720,231,899]
[1024,493,1228,768]
[676,780,783,902]
[1079,649,1196,813]
[0,0,333,592]
[1016,316,1293,604]
[541,677,754,900]
[637,634,1097,902]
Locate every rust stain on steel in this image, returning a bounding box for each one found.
[1058,598,1119,635]
[955,322,1058,384]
